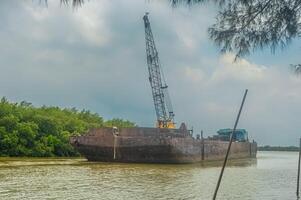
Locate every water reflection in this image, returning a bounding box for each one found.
[81,157,257,169]
[0,156,257,169]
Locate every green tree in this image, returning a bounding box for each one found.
[0,98,135,157]
[0,115,19,132]
[104,118,136,128]
[16,122,38,148]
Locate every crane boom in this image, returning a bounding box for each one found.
[143,13,175,129]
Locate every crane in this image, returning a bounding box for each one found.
[143,13,175,129]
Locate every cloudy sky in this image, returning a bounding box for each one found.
[1,0,301,146]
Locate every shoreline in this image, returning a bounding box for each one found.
[0,150,298,160]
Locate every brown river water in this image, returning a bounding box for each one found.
[0,151,298,200]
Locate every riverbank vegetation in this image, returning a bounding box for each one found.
[0,97,135,157]
[258,145,299,152]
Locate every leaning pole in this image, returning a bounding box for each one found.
[213,89,248,200]
[297,138,301,198]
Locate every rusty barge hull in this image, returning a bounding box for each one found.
[70,127,257,164]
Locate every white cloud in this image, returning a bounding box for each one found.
[211,53,266,83]
[184,66,206,82]
[72,1,112,46]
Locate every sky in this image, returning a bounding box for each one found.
[0,0,301,146]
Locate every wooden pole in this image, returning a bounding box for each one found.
[213,89,248,200]
[297,138,301,198]
[201,130,204,161]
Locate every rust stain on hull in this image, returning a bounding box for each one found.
[70,127,257,164]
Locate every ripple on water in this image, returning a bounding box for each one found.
[0,152,298,200]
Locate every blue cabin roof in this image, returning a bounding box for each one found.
[216,129,248,142]
[217,129,247,135]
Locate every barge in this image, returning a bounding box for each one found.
[70,123,257,163]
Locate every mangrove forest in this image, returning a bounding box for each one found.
[0,97,135,157]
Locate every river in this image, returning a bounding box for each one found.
[0,151,298,200]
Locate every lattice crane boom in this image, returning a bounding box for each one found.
[143,13,175,129]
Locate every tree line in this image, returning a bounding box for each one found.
[258,145,299,152]
[0,97,135,157]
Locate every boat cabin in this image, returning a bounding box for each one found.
[215,129,248,142]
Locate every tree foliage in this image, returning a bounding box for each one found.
[0,97,135,157]
[211,0,301,58]
[43,0,85,7]
[104,118,136,128]
[258,145,299,151]
[173,0,301,59]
